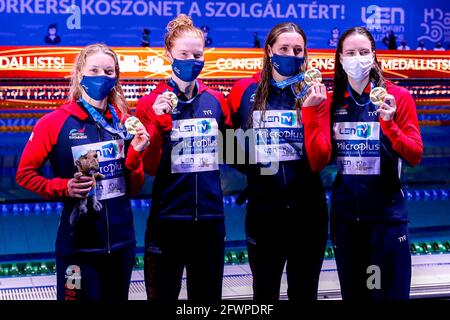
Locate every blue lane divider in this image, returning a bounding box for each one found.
[416,106,450,110]
[0,119,39,127]
[404,189,450,201]
[418,114,450,121]
[1,189,449,216]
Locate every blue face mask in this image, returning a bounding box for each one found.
[80,75,116,101]
[172,58,204,82]
[271,54,305,77]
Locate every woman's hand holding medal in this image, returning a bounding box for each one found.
[302,68,327,108]
[153,91,178,115]
[370,87,396,121]
[125,116,150,152]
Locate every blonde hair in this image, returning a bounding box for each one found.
[164,14,204,52]
[69,43,129,117]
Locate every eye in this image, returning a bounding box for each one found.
[360,50,370,56]
[279,46,288,52]
[194,54,203,59]
[294,47,303,55]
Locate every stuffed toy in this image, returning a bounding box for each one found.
[70,150,105,225]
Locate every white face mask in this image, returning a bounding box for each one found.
[342,55,374,81]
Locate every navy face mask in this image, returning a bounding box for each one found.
[80,75,116,101]
[172,58,204,82]
[271,54,305,77]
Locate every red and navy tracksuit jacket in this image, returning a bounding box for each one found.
[227,73,330,213]
[136,80,232,221]
[16,100,144,255]
[227,73,330,301]
[330,81,423,222]
[328,81,423,300]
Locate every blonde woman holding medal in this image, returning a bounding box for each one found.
[322,27,423,300]
[227,22,329,301]
[16,43,149,300]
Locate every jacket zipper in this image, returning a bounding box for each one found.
[97,123,111,253]
[195,173,198,221]
[281,162,290,209]
[191,104,199,222]
[281,162,287,186]
[355,105,363,222]
[355,175,360,222]
[105,200,111,253]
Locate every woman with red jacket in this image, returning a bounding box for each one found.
[315,27,423,300]
[227,22,330,301]
[16,43,150,300]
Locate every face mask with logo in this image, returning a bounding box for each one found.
[80,75,116,101]
[342,55,374,81]
[271,54,305,77]
[172,58,204,82]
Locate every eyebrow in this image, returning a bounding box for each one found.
[344,48,370,51]
[88,65,115,69]
[278,44,303,47]
[178,49,203,53]
[177,50,204,56]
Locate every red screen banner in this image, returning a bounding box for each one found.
[0,46,449,79]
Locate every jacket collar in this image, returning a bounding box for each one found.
[153,79,209,96]
[60,99,115,120]
[344,80,372,98]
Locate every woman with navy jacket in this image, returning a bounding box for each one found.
[318,27,423,300]
[16,43,150,300]
[135,14,231,302]
[227,22,330,301]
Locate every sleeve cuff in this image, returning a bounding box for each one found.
[126,146,144,171]
[301,106,318,124]
[155,114,172,132]
[61,178,70,198]
[379,118,395,131]
[379,118,400,140]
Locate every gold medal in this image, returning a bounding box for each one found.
[125,116,143,135]
[304,68,322,86]
[163,91,178,109]
[369,87,387,106]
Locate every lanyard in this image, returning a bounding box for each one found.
[290,83,310,100]
[79,98,133,140]
[270,72,305,89]
[347,82,374,107]
[271,73,310,100]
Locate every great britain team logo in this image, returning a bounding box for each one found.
[69,127,87,140]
